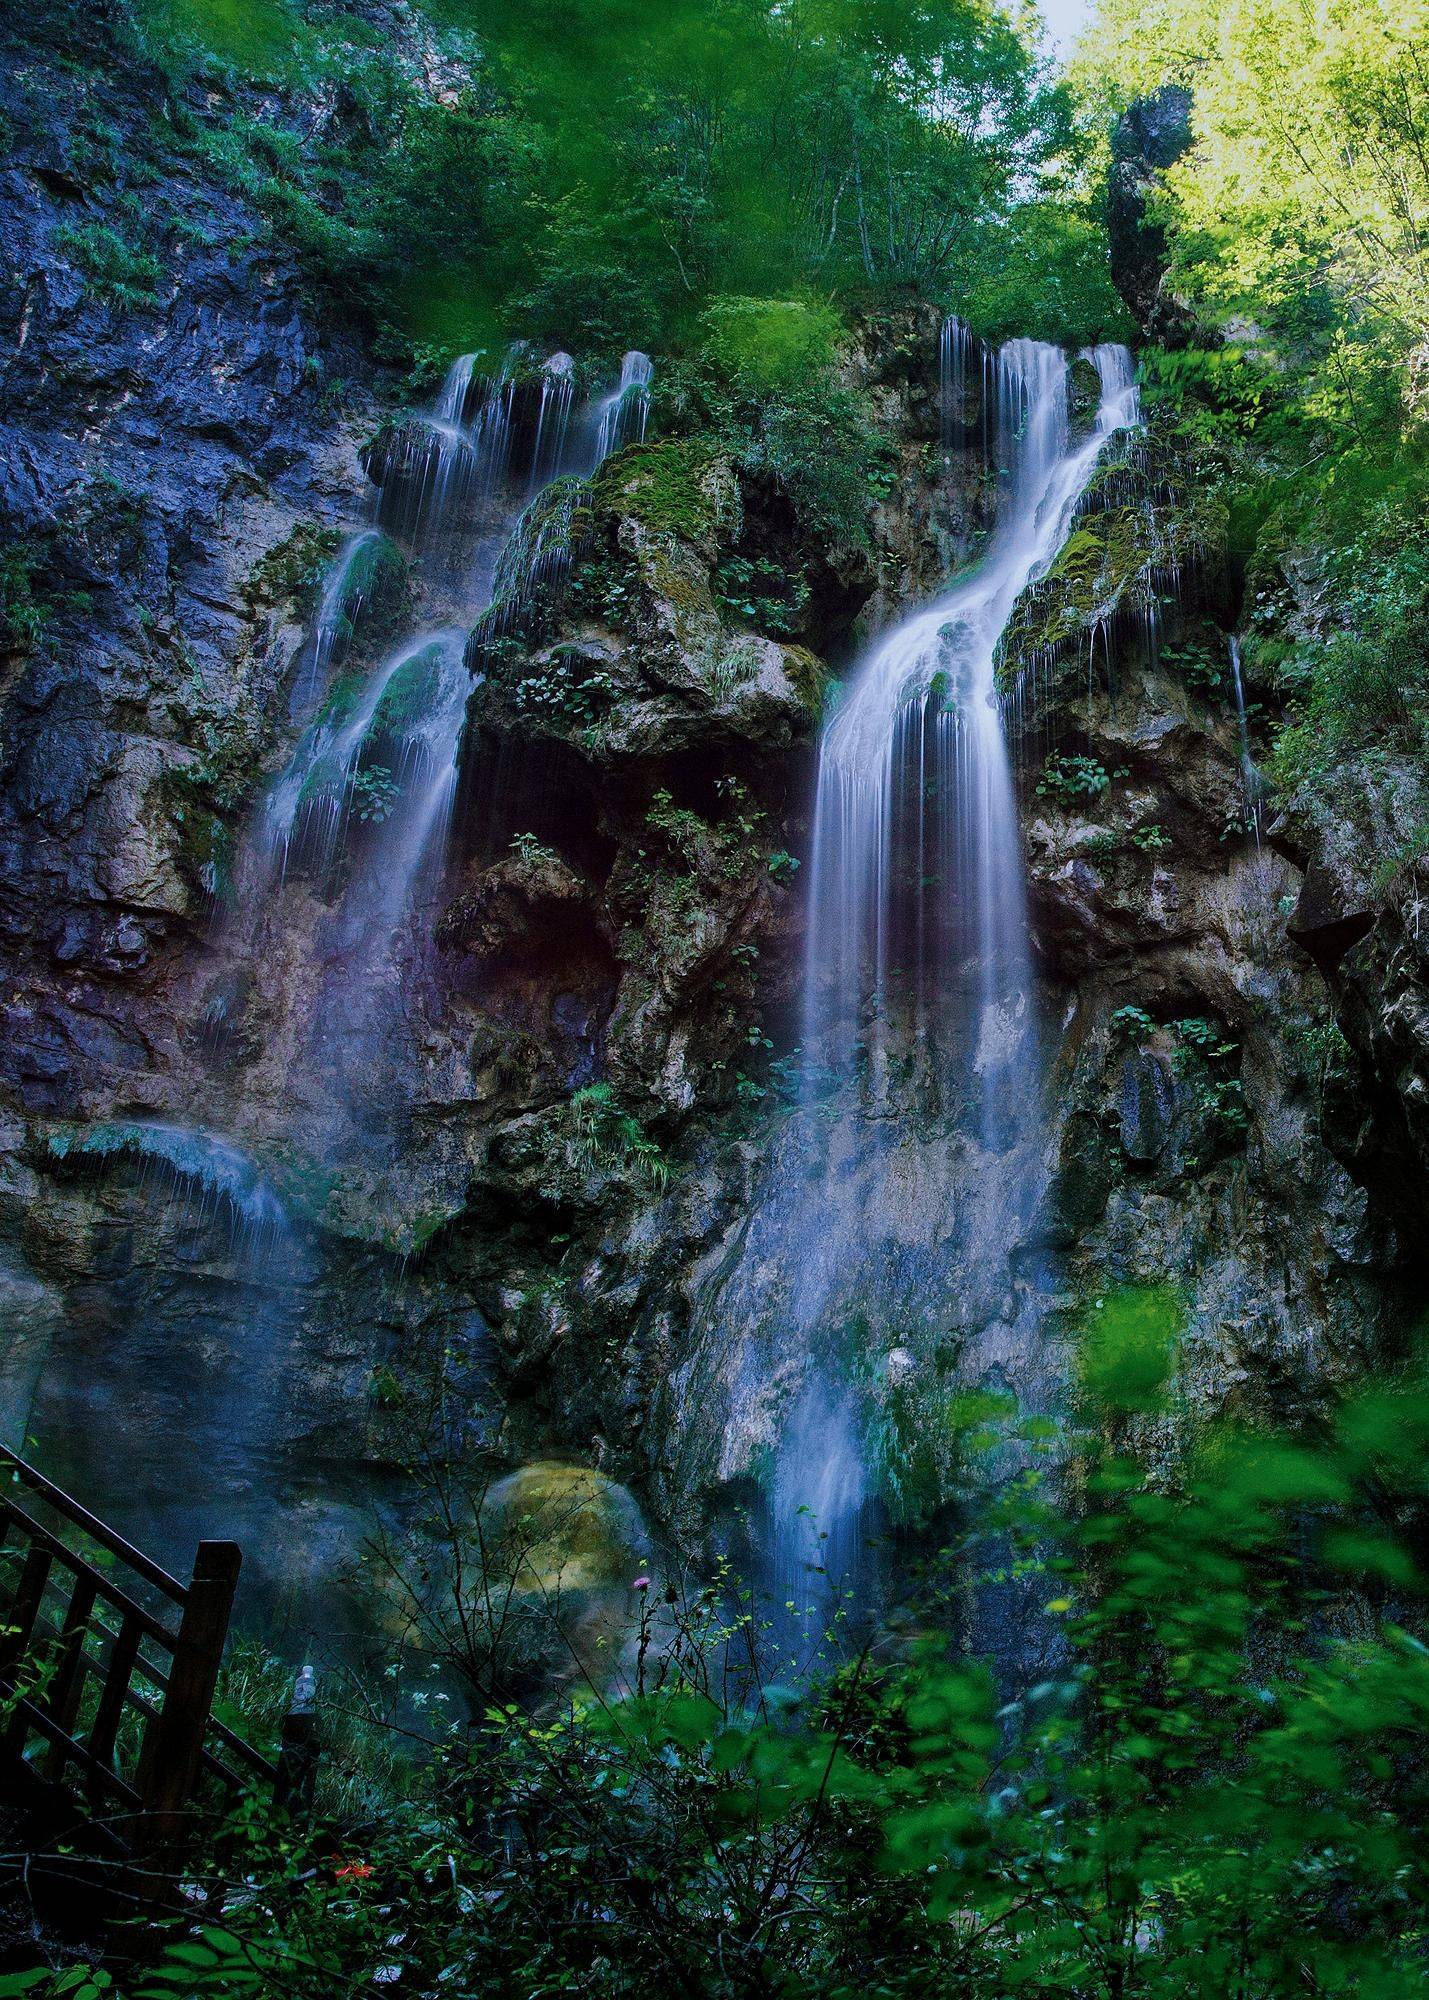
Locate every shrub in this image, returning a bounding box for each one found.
[698,296,844,390]
[1037,751,1111,800]
[55,220,162,307]
[569,1081,671,1190]
[68,1322,1429,2000]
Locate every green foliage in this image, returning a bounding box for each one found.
[569,1081,672,1191]
[1037,751,1111,800]
[1159,636,1225,697]
[0,541,50,653]
[348,765,400,825]
[1171,1015,1249,1149]
[54,220,162,308]
[715,553,810,635]
[699,297,843,390]
[1260,470,1429,790]
[111,0,1121,353]
[509,650,617,732]
[510,830,560,867]
[68,1335,1429,1999]
[1076,1283,1181,1413]
[1088,0,1429,797]
[133,0,301,74]
[1110,1003,1156,1041]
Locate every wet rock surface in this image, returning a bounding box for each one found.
[0,18,1425,1635]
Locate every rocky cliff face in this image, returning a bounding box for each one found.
[1,11,1423,1635]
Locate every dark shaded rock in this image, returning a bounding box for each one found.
[1108,87,1196,339]
[440,850,591,963]
[1287,858,1374,970]
[1118,1049,1175,1162]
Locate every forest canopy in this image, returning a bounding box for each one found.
[130,0,1128,354]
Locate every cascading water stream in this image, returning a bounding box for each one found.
[1227,635,1262,849]
[770,337,1141,1630]
[31,341,658,1610]
[591,351,653,467]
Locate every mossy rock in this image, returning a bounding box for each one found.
[1067,354,1103,435]
[781,643,828,713]
[366,639,448,741]
[361,411,444,489]
[330,533,410,655]
[998,430,1223,690]
[480,1461,643,1596]
[313,665,369,732]
[246,521,341,614]
[297,750,346,810]
[595,439,740,557]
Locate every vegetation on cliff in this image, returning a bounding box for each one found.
[7,0,1429,1991]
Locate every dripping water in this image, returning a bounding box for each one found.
[591,351,653,468]
[1228,635,1262,849]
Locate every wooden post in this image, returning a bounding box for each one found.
[273,1663,319,1816]
[139,1540,240,1841]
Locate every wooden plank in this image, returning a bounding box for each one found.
[197,1745,250,1794]
[43,1572,99,1782]
[0,1543,53,1673]
[0,1448,186,1601]
[87,1615,142,1778]
[209,1714,279,1782]
[6,1691,142,1807]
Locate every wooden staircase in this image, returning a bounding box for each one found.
[0,1446,314,1872]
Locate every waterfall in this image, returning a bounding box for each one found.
[227,343,656,1172]
[768,337,1141,1632]
[939,315,975,446]
[1227,635,1261,848]
[808,345,1139,1065]
[530,351,576,490]
[299,529,385,709]
[591,351,653,467]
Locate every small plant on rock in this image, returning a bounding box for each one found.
[510,831,561,867]
[1110,1004,1156,1043]
[569,1082,672,1191]
[1037,752,1111,801]
[350,766,400,824]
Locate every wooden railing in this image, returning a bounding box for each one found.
[0,1446,305,1856]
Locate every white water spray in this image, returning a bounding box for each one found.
[773,337,1141,1624]
[591,351,653,467]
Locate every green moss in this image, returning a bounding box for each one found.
[366,639,447,740]
[172,798,234,900]
[313,666,368,732]
[594,439,735,548]
[336,533,409,643]
[997,431,1225,689]
[781,645,828,713]
[480,1461,642,1597]
[247,521,342,614]
[296,751,345,810]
